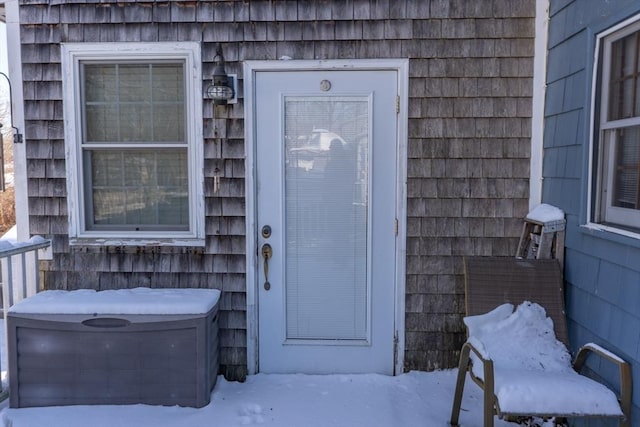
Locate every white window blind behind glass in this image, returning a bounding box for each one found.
[613,126,640,209]
[81,62,188,230]
[607,30,640,212]
[284,96,370,340]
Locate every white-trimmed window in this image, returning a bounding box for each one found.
[593,17,640,234]
[62,42,204,245]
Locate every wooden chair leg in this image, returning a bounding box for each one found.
[450,344,471,426]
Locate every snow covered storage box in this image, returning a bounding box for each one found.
[7,288,220,409]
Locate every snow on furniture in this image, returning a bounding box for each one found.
[7,288,221,409]
[466,302,622,416]
[450,257,631,427]
[525,203,565,223]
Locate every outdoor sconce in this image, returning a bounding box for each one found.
[0,72,24,143]
[206,44,237,105]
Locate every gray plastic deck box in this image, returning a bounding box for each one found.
[7,288,220,409]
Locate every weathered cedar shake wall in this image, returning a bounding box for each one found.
[545,1,640,423]
[19,0,534,380]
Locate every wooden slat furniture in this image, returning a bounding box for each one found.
[516,217,566,271]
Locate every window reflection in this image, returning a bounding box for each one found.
[284,96,370,340]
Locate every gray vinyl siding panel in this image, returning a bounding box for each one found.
[545,1,640,424]
[19,0,535,380]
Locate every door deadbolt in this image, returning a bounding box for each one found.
[261,225,272,239]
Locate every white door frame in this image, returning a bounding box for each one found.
[244,59,408,375]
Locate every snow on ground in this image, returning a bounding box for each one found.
[0,314,512,427]
[0,301,620,426]
[0,370,516,427]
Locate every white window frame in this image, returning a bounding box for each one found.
[588,14,640,238]
[61,42,204,246]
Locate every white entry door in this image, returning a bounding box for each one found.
[255,69,398,374]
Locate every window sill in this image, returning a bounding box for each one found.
[69,237,206,248]
[580,222,640,247]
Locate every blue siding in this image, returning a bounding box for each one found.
[545,1,640,425]
[547,32,588,81]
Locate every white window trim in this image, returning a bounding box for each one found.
[61,42,204,246]
[5,1,30,243]
[529,0,549,211]
[587,13,640,239]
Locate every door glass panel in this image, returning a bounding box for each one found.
[284,96,370,340]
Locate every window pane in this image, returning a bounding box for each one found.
[609,31,640,120]
[82,62,185,143]
[123,152,156,187]
[157,193,189,225]
[153,104,184,142]
[91,151,122,187]
[86,149,189,230]
[92,189,126,225]
[125,189,157,225]
[157,151,188,187]
[119,105,152,142]
[152,64,184,102]
[284,96,369,340]
[84,65,117,102]
[85,105,118,141]
[613,126,640,209]
[118,65,151,102]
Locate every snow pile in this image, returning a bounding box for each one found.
[0,371,518,427]
[465,302,571,374]
[0,224,17,242]
[8,287,221,315]
[464,302,622,416]
[526,203,564,223]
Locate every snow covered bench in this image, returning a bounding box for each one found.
[7,288,220,409]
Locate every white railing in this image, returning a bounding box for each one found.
[0,236,51,315]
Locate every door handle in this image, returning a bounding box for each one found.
[261,243,273,291]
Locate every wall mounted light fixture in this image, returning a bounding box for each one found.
[0,72,24,143]
[206,44,237,105]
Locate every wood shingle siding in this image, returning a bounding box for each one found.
[19,0,535,380]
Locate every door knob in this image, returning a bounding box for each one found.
[261,243,272,291]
